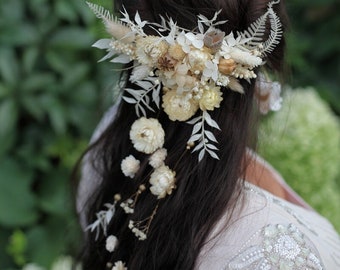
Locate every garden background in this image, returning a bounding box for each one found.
[0,0,339,269]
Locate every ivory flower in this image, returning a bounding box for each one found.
[162,90,199,121]
[149,165,176,199]
[121,155,140,178]
[149,148,167,168]
[112,261,127,270]
[136,36,168,65]
[130,117,165,154]
[199,86,223,111]
[105,235,118,252]
[168,43,186,60]
[188,49,211,72]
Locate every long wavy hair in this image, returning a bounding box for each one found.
[78,0,288,269]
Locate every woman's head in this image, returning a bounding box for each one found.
[80,0,288,269]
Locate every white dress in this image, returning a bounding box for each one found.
[196,182,340,269]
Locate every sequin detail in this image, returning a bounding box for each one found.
[227,224,324,269]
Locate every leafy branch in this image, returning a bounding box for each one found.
[187,111,220,161]
[123,77,161,117]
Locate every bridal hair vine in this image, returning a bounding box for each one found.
[85,0,283,264]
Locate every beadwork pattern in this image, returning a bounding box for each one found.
[227,223,324,269]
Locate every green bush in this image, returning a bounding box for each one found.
[259,87,340,232]
[0,0,114,268]
[286,0,340,114]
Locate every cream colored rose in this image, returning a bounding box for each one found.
[149,165,176,199]
[129,117,165,154]
[199,86,223,111]
[162,90,199,121]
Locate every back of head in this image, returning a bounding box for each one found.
[80,0,288,269]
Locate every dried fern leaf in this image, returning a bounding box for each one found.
[261,8,282,55]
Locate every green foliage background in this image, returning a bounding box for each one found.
[0,0,338,269]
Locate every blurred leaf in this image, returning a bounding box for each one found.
[62,63,89,88]
[23,47,39,74]
[37,168,71,216]
[48,27,94,49]
[0,0,24,23]
[26,217,71,268]
[54,0,77,22]
[0,24,40,46]
[0,83,10,99]
[6,230,27,266]
[0,47,19,85]
[0,99,18,161]
[0,159,38,227]
[0,229,15,269]
[21,73,56,94]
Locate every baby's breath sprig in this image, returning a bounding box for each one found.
[120,184,146,214]
[128,204,159,241]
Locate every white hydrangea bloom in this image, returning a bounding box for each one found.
[121,155,140,178]
[149,165,176,199]
[129,117,165,154]
[106,235,118,252]
[149,148,167,168]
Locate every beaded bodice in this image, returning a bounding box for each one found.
[196,183,340,270]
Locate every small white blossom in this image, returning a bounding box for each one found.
[149,148,167,168]
[106,235,118,252]
[130,117,165,154]
[229,48,262,68]
[112,260,127,270]
[149,165,176,199]
[121,155,140,178]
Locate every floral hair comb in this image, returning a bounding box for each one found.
[87,0,282,161]
[85,1,283,262]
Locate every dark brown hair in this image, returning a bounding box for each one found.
[79,0,287,269]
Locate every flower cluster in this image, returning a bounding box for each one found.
[87,0,283,161]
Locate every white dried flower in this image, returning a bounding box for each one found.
[229,48,262,68]
[149,165,176,199]
[199,86,223,111]
[136,36,168,66]
[130,117,165,154]
[105,235,118,252]
[162,90,199,121]
[149,148,167,168]
[121,155,140,178]
[112,260,127,270]
[188,49,211,72]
